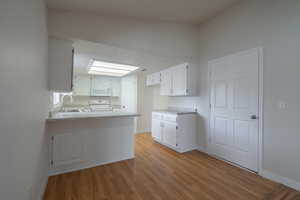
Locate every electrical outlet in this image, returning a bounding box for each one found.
[278,101,288,109]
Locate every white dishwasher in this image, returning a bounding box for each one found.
[151,111,197,153]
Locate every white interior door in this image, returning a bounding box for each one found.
[172,64,187,96]
[209,49,260,172]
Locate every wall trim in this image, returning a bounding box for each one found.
[37,176,48,200]
[261,170,300,191]
[49,156,134,176]
[197,145,207,153]
[197,148,300,192]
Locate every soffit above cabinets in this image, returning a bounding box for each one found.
[47,0,240,24]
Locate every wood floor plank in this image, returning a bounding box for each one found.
[44,133,300,200]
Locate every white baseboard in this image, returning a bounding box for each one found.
[37,176,48,200]
[49,156,134,176]
[196,147,300,192]
[197,145,207,153]
[260,169,300,191]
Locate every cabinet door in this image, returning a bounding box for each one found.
[146,74,153,86]
[152,119,162,141]
[152,72,161,85]
[160,69,172,96]
[52,133,84,168]
[110,78,121,97]
[172,64,188,96]
[91,76,111,96]
[48,38,74,92]
[162,121,177,148]
[73,75,91,96]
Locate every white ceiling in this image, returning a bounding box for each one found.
[47,0,240,24]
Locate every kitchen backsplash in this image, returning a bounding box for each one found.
[50,93,121,111]
[63,95,120,107]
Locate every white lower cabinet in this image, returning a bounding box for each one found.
[51,132,85,168]
[162,121,177,148]
[151,112,197,153]
[48,117,136,175]
[151,119,162,141]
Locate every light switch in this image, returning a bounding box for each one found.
[278,101,288,109]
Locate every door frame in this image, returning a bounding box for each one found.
[207,47,264,174]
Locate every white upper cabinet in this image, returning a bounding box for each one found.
[90,76,121,97]
[48,38,74,92]
[73,75,91,96]
[146,72,161,86]
[172,63,188,96]
[73,75,121,97]
[160,63,198,96]
[110,77,121,97]
[160,69,173,96]
[90,76,112,96]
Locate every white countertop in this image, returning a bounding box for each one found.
[47,111,140,122]
[153,109,197,115]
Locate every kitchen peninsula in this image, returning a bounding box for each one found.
[47,112,139,175]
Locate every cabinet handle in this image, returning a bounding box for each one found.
[71,48,74,91]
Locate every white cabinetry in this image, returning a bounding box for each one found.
[110,77,121,97]
[48,38,74,92]
[48,117,135,175]
[151,112,163,140]
[51,133,85,168]
[73,75,121,97]
[159,63,198,96]
[172,64,188,96]
[91,76,112,96]
[160,69,173,96]
[73,75,91,96]
[146,72,161,86]
[151,112,197,153]
[90,76,121,97]
[162,121,177,148]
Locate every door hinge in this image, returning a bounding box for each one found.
[50,160,54,166]
[176,126,178,130]
[209,104,212,109]
[51,136,54,141]
[186,89,189,94]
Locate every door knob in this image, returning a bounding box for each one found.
[251,115,258,120]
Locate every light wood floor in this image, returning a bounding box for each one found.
[44,133,300,200]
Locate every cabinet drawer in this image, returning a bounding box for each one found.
[152,112,163,120]
[163,114,177,122]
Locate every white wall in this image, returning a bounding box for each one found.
[0,0,49,199]
[48,11,200,132]
[187,0,300,187]
[48,1,300,189]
